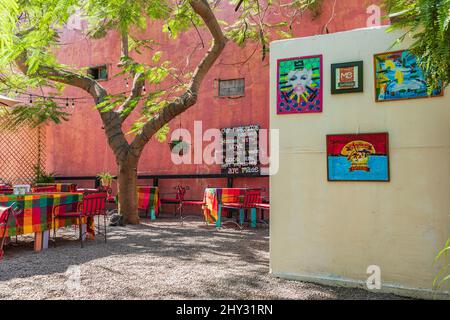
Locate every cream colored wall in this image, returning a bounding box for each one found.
[269,26,450,299]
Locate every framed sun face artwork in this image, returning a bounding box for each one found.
[276,55,323,114]
[326,133,390,182]
[331,61,363,94]
[374,50,443,102]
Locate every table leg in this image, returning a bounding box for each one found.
[150,208,156,220]
[250,208,257,228]
[81,224,86,241]
[34,232,43,252]
[42,230,49,250]
[216,204,222,228]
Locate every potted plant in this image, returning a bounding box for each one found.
[97,172,115,188]
[168,136,189,156]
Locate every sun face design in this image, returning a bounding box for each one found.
[277,56,322,113]
[286,69,313,96]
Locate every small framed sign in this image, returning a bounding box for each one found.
[331,61,363,94]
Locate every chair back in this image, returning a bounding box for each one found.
[0,206,12,225]
[175,186,187,201]
[32,186,57,193]
[243,190,262,208]
[82,192,107,216]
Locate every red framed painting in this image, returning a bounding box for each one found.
[327,133,390,182]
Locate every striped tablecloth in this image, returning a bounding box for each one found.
[202,188,247,224]
[137,186,159,219]
[0,192,93,237]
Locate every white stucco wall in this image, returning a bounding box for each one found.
[269,26,450,299]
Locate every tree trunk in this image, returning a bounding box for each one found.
[117,155,140,224]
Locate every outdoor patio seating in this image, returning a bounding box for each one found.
[219,189,262,228]
[0,205,12,260]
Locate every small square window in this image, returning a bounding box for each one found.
[87,65,108,80]
[218,78,245,97]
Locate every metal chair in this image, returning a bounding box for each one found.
[0,205,12,260]
[52,201,84,247]
[219,190,262,228]
[81,192,108,243]
[160,185,187,216]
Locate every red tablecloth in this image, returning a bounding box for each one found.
[0,192,93,237]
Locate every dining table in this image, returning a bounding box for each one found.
[203,188,258,228]
[0,192,93,252]
[137,186,160,220]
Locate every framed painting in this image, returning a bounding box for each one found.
[374,50,443,102]
[277,55,323,114]
[327,133,389,182]
[331,61,363,94]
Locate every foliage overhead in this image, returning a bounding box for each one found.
[0,0,321,132]
[385,0,450,91]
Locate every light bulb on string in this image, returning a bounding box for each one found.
[29,94,33,104]
[143,84,146,94]
[71,99,75,107]
[126,78,129,88]
[66,98,69,107]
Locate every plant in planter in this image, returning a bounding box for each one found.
[33,165,56,184]
[97,172,115,188]
[168,136,189,156]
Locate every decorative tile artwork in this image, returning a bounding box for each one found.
[277,55,322,114]
[374,50,442,102]
[327,133,389,182]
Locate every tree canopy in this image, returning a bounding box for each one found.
[385,0,450,91]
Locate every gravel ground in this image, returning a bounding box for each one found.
[0,215,404,300]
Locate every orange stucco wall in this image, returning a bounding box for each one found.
[45,0,386,203]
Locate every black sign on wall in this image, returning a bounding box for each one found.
[221,125,260,176]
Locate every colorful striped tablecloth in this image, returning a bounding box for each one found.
[35,183,77,192]
[202,188,248,224]
[137,186,159,219]
[0,192,93,237]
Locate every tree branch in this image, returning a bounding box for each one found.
[130,0,227,152]
[117,72,145,123]
[14,49,131,162]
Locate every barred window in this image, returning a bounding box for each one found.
[218,78,245,97]
[87,65,108,80]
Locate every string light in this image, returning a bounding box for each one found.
[71,99,75,107]
[29,94,32,104]
[125,78,129,88]
[66,98,69,107]
[143,84,146,94]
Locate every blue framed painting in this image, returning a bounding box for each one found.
[374,50,443,102]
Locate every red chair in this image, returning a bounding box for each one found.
[52,201,84,247]
[0,205,13,260]
[81,192,107,243]
[219,190,261,228]
[52,193,108,247]
[0,185,13,194]
[32,186,57,193]
[160,185,187,216]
